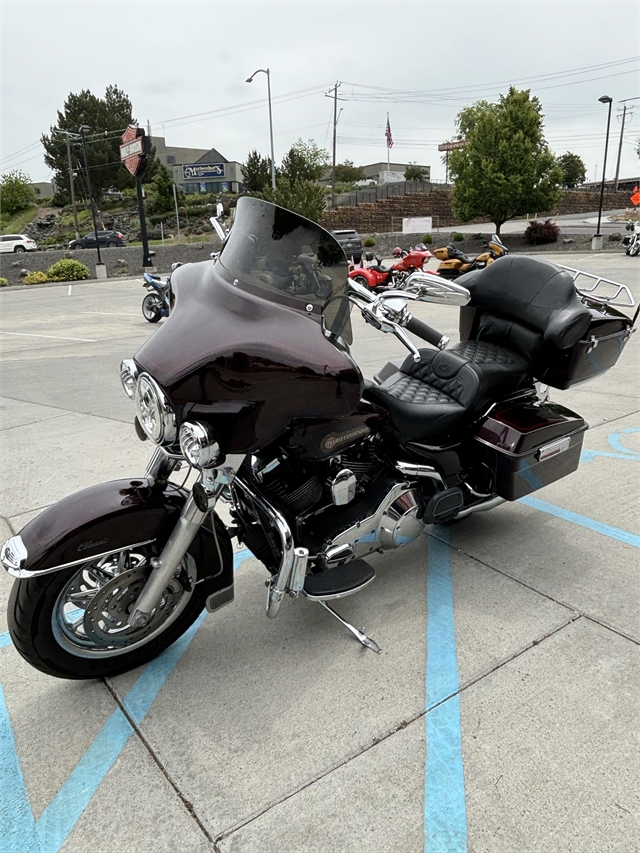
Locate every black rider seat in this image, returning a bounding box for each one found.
[364,341,529,443]
[448,244,474,264]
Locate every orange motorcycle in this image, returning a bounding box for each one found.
[433,234,508,280]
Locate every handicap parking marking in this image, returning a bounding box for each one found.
[581,426,640,463]
[0,548,253,853]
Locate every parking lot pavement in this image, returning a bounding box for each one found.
[0,253,638,853]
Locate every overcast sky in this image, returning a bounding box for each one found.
[1,0,639,185]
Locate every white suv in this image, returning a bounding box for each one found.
[0,234,38,253]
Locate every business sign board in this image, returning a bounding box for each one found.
[120,126,149,177]
[438,140,467,152]
[403,216,432,234]
[182,163,226,180]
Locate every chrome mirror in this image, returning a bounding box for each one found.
[402,272,471,306]
[209,217,226,241]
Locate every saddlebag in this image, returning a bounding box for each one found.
[535,302,634,391]
[474,402,587,500]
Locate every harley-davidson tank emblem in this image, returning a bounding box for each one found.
[320,426,370,452]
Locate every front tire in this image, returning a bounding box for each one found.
[630,242,640,257]
[8,527,230,680]
[142,293,162,322]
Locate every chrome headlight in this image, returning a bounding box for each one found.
[134,373,176,445]
[179,421,221,469]
[120,359,139,399]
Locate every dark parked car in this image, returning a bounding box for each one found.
[331,229,363,263]
[69,230,127,249]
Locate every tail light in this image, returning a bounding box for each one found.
[116,232,124,239]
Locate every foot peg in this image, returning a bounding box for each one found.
[317,601,382,654]
[303,559,375,600]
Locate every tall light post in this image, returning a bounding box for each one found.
[594,95,613,248]
[78,125,103,266]
[246,68,276,190]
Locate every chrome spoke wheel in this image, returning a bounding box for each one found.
[52,549,196,658]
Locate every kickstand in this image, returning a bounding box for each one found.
[316,601,382,654]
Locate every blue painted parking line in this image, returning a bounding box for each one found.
[0,547,253,853]
[520,495,640,548]
[424,527,467,853]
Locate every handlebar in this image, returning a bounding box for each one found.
[405,315,449,350]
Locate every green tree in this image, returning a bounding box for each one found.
[334,160,365,183]
[257,178,326,223]
[0,169,37,217]
[242,150,272,192]
[146,163,183,215]
[449,87,562,235]
[404,163,427,181]
[556,151,586,188]
[280,139,330,183]
[41,85,154,206]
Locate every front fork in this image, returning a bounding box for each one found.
[129,448,244,627]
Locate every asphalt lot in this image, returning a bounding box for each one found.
[0,252,639,853]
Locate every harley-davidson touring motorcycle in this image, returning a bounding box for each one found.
[2,198,636,679]
[433,234,509,279]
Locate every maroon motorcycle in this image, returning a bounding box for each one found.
[3,198,635,678]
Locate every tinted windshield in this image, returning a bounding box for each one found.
[219,197,352,343]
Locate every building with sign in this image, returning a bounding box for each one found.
[151,135,244,194]
[362,162,431,184]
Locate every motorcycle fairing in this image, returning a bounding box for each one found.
[135,200,363,454]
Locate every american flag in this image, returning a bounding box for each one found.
[385,115,393,149]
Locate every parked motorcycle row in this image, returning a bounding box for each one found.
[624,220,640,256]
[3,198,637,680]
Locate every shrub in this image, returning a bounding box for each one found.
[524,218,559,246]
[363,237,375,247]
[422,233,433,244]
[453,232,465,241]
[0,276,9,287]
[23,271,49,284]
[47,259,90,281]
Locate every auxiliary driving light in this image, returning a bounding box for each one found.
[179,422,221,469]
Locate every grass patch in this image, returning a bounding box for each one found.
[0,206,38,234]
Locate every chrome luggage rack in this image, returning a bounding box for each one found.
[558,265,635,310]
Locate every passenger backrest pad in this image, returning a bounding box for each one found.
[457,256,591,350]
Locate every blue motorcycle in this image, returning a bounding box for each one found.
[141,272,171,323]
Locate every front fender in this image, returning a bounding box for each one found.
[2,478,189,578]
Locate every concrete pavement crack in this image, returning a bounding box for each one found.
[436,534,640,645]
[0,515,16,535]
[213,616,581,846]
[101,678,216,847]
[0,393,133,424]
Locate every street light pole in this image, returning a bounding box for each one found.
[595,95,613,242]
[246,68,276,190]
[78,125,103,266]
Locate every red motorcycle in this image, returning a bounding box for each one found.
[349,245,433,291]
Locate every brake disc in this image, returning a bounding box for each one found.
[82,566,185,647]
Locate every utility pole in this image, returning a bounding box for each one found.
[64,134,80,240]
[325,82,343,209]
[53,129,81,239]
[172,181,181,243]
[79,125,103,267]
[614,104,629,191]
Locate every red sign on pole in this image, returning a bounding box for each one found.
[120,125,147,177]
[630,185,640,207]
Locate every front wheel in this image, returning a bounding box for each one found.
[7,534,227,680]
[629,241,640,257]
[142,292,162,322]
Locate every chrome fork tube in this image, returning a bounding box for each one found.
[145,447,180,487]
[129,491,212,627]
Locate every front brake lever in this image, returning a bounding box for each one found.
[392,326,421,362]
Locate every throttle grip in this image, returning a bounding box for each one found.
[405,315,449,349]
